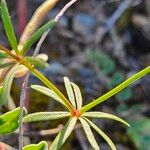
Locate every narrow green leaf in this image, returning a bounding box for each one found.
[0,64,19,106]
[0,86,2,94]
[0,51,8,58]
[71,82,82,109]
[64,77,76,108]
[22,20,56,55]
[1,0,18,53]
[0,62,14,69]
[85,118,116,150]
[23,112,70,123]
[49,117,77,150]
[0,86,3,102]
[23,141,48,150]
[0,107,27,134]
[79,118,99,150]
[83,112,130,127]
[25,57,48,69]
[31,85,65,106]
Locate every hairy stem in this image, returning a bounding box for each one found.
[80,66,150,113]
[18,73,29,150]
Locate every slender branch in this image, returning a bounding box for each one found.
[34,0,77,55]
[18,73,29,150]
[80,66,150,113]
[0,44,74,112]
[54,0,77,22]
[19,123,82,137]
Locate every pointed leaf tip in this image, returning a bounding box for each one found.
[85,118,116,150]
[23,141,48,150]
[0,107,27,134]
[64,77,76,108]
[1,0,18,53]
[83,112,130,127]
[79,118,99,150]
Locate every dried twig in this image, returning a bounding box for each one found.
[21,123,82,137]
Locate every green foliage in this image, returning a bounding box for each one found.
[108,72,133,101]
[87,50,116,75]
[21,20,56,55]
[31,85,65,106]
[49,117,77,150]
[0,107,27,134]
[64,77,76,108]
[116,87,132,101]
[23,112,70,123]
[23,141,48,150]
[85,118,116,150]
[28,77,131,149]
[25,57,48,69]
[107,72,124,88]
[0,65,19,106]
[0,62,14,69]
[0,86,3,102]
[87,51,133,101]
[71,82,82,109]
[0,0,149,149]
[0,51,8,58]
[0,0,18,53]
[127,118,150,150]
[83,112,130,127]
[79,118,99,149]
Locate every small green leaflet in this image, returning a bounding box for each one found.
[71,82,82,109]
[31,85,65,106]
[22,20,56,55]
[1,64,19,106]
[85,118,116,150]
[79,118,99,150]
[23,112,70,123]
[0,86,3,103]
[64,77,76,108]
[49,117,77,150]
[0,107,27,134]
[0,51,8,58]
[25,57,48,69]
[0,62,14,69]
[1,0,18,53]
[83,112,130,127]
[23,141,48,150]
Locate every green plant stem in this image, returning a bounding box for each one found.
[0,44,74,112]
[80,66,150,113]
[20,60,74,112]
[32,69,73,111]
